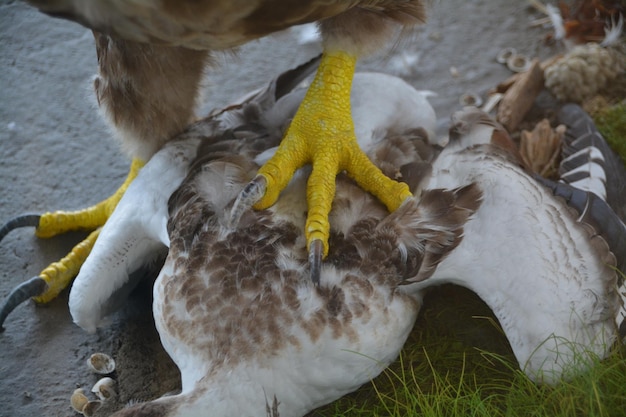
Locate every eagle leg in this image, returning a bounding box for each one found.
[34,158,143,297]
[0,159,142,327]
[35,159,144,240]
[234,50,412,283]
[31,229,101,303]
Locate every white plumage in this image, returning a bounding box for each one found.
[420,112,623,383]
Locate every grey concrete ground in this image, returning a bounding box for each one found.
[1,1,558,416]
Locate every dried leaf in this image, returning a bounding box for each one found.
[519,119,564,178]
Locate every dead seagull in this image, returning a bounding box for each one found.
[76,73,624,416]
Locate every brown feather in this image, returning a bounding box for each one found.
[94,33,211,160]
[156,77,448,376]
[373,128,434,189]
[378,183,482,282]
[29,1,426,50]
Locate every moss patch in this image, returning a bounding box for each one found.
[592,101,626,165]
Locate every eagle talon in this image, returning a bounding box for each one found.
[308,239,323,286]
[0,214,42,242]
[229,175,267,229]
[34,159,143,238]
[0,160,142,329]
[0,228,100,330]
[251,50,413,285]
[0,277,47,331]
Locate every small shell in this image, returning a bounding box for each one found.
[459,93,483,107]
[82,400,102,417]
[496,47,517,64]
[70,388,89,413]
[91,377,117,401]
[87,353,116,375]
[506,54,531,72]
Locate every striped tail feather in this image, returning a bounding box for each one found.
[537,103,626,339]
[557,103,626,220]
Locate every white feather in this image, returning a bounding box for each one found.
[601,14,624,47]
[69,139,199,332]
[546,4,566,41]
[418,110,620,384]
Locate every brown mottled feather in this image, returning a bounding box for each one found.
[29,1,426,49]
[121,76,475,415]
[160,102,474,365]
[383,184,482,282]
[373,128,436,193]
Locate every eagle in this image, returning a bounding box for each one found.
[10,0,428,307]
[7,61,615,415]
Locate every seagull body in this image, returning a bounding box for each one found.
[68,66,439,333]
[68,63,625,414]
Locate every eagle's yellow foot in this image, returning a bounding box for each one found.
[35,159,144,239]
[231,50,412,285]
[0,159,143,329]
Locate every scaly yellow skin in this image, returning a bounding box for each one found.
[255,50,412,257]
[32,158,144,303]
[36,158,144,237]
[33,229,100,303]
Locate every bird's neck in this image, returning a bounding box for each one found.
[112,367,317,417]
[110,387,264,417]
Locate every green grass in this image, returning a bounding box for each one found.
[593,101,626,165]
[308,286,626,417]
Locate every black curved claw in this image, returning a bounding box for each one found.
[228,176,267,229]
[308,239,323,287]
[0,277,47,332]
[0,214,41,243]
